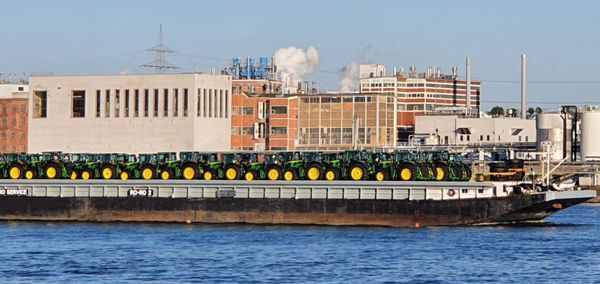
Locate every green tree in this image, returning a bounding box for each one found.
[490,106,505,116]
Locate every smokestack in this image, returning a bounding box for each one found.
[466,57,471,111]
[521,54,527,119]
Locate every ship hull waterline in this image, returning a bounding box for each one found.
[0,194,590,227]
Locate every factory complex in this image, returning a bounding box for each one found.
[1,54,599,164]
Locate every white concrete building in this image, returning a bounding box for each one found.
[414,115,536,146]
[28,73,232,153]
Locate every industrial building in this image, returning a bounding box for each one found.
[414,114,536,147]
[0,83,29,153]
[28,73,232,153]
[359,62,481,141]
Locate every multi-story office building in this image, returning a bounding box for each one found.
[28,73,232,153]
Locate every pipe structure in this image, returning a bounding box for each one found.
[521,54,527,119]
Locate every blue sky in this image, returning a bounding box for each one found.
[1,0,599,110]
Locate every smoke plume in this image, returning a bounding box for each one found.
[339,62,359,93]
[273,46,319,86]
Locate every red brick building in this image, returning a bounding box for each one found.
[0,84,29,153]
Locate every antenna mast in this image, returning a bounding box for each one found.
[141,24,179,73]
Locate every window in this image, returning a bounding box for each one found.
[271,106,287,114]
[460,135,463,141]
[219,90,223,118]
[114,90,120,117]
[511,128,523,135]
[466,135,470,142]
[486,135,490,141]
[96,90,101,117]
[134,89,140,117]
[208,89,213,117]
[72,90,86,117]
[144,89,149,117]
[461,188,468,194]
[33,91,47,118]
[241,127,253,135]
[124,90,130,118]
[173,89,179,117]
[163,89,169,117]
[224,90,228,118]
[153,89,159,117]
[183,88,188,117]
[271,126,287,135]
[203,89,208,117]
[105,90,110,117]
[18,86,24,91]
[479,135,483,141]
[242,107,254,115]
[197,89,202,117]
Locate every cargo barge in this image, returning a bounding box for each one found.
[0,180,595,227]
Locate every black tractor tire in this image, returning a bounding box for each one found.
[324,168,339,181]
[160,168,172,180]
[224,164,241,180]
[266,165,282,181]
[182,163,198,180]
[81,169,94,180]
[100,164,115,180]
[348,163,368,181]
[434,163,448,181]
[141,165,156,180]
[398,163,416,181]
[305,162,323,181]
[8,164,24,179]
[283,168,297,181]
[44,163,61,179]
[24,168,37,180]
[374,168,389,181]
[203,169,216,181]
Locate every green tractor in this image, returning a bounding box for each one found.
[199,153,222,180]
[179,152,207,180]
[302,152,326,181]
[369,152,395,181]
[70,153,104,180]
[138,153,160,180]
[261,153,286,181]
[114,154,139,180]
[220,152,260,181]
[156,152,181,180]
[38,152,74,179]
[277,152,306,181]
[431,151,471,181]
[339,150,374,181]
[320,152,344,181]
[5,153,39,179]
[394,151,434,181]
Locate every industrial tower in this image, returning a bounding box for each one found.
[141,24,179,73]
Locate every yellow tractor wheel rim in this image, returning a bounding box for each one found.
[284,171,294,181]
[225,168,238,180]
[102,168,113,179]
[307,167,320,180]
[376,172,385,181]
[70,171,77,180]
[161,171,170,180]
[46,167,57,179]
[9,167,21,179]
[204,171,213,180]
[120,172,129,181]
[142,169,153,180]
[82,171,90,180]
[436,167,445,181]
[350,167,363,180]
[325,170,336,181]
[245,172,254,181]
[268,169,279,180]
[401,168,412,181]
[183,167,195,180]
[25,170,34,179]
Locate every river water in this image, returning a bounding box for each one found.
[1,204,599,283]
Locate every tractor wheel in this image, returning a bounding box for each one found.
[465,166,473,181]
[70,170,78,180]
[283,169,297,181]
[141,166,155,180]
[349,163,366,181]
[44,163,60,179]
[120,170,130,181]
[81,170,92,180]
[266,165,282,181]
[324,168,338,181]
[245,170,256,181]
[398,164,416,181]
[25,169,36,180]
[203,169,215,181]
[434,163,448,181]
[224,164,240,180]
[8,165,23,179]
[375,169,389,181]
[306,163,322,181]
[160,169,171,180]
[101,165,115,180]
[182,165,197,180]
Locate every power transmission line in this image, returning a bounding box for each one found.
[141,24,180,73]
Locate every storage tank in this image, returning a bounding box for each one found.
[536,113,566,160]
[580,111,600,161]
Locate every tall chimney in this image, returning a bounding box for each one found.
[521,54,527,119]
[466,57,471,111]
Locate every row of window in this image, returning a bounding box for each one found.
[0,118,26,128]
[458,135,529,142]
[0,145,25,153]
[231,126,288,136]
[33,88,230,119]
[231,106,288,116]
[0,105,27,115]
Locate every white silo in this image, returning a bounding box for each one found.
[536,113,565,160]
[580,109,600,161]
